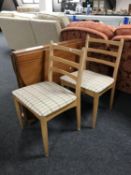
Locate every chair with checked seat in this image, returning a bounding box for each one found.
[12,42,86,157]
[61,35,124,128]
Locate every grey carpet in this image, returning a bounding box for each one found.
[0,32,131,175]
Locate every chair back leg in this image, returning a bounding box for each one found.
[40,119,49,157]
[92,95,99,128]
[110,85,116,110]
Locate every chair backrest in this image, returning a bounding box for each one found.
[48,42,86,96]
[85,35,124,80]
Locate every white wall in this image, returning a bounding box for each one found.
[39,0,53,12]
[53,0,61,12]
[116,0,131,11]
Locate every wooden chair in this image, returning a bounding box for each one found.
[61,35,124,128]
[12,42,86,157]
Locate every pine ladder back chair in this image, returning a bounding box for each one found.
[61,35,124,128]
[12,42,86,157]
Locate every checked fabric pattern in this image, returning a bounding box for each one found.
[61,70,114,93]
[12,82,76,117]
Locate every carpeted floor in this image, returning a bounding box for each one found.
[0,32,131,175]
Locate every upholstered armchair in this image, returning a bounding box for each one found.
[112,25,131,94]
[60,21,115,41]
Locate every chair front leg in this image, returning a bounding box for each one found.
[76,99,81,131]
[40,118,49,157]
[92,95,99,129]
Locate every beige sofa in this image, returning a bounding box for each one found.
[0,12,70,50]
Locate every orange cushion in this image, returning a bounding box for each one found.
[112,35,131,41]
[67,21,115,39]
[61,27,108,40]
[115,25,131,35]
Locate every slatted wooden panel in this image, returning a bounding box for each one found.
[48,42,83,83]
[86,36,124,72]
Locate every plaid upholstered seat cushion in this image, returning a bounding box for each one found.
[61,70,114,93]
[12,82,76,117]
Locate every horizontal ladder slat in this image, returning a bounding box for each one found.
[87,48,118,57]
[52,44,81,56]
[89,38,121,46]
[50,55,79,69]
[52,67,77,81]
[87,56,115,67]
